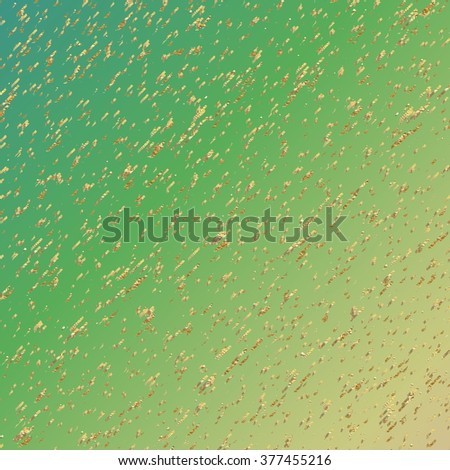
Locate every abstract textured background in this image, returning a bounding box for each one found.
[0,0,448,449]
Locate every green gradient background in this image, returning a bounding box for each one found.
[0,0,448,449]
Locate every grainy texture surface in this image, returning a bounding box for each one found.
[0,0,449,449]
